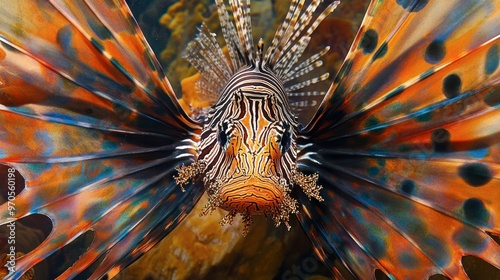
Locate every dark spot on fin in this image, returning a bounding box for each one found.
[365,116,378,127]
[462,198,490,226]
[366,116,385,134]
[334,59,353,84]
[431,128,450,152]
[103,0,116,8]
[415,111,432,122]
[454,228,488,252]
[359,29,378,54]
[372,42,388,60]
[90,37,105,53]
[87,18,112,40]
[367,234,386,258]
[425,40,445,63]
[485,44,499,75]
[458,162,492,187]
[400,179,416,195]
[484,86,500,107]
[397,0,429,12]
[442,74,461,98]
[57,25,77,57]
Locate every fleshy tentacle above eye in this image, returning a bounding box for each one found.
[298,0,500,279]
[0,0,203,279]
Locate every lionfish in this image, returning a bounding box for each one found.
[0,0,498,279]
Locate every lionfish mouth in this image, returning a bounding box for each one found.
[201,174,300,235]
[217,176,289,215]
[174,158,324,235]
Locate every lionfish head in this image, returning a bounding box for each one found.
[198,66,300,232]
[176,0,339,234]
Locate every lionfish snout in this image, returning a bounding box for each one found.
[217,175,287,215]
[214,118,295,216]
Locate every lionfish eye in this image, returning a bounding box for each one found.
[279,122,291,154]
[218,121,229,148]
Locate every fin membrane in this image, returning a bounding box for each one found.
[0,0,202,278]
[298,0,500,279]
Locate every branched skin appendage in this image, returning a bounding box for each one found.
[174,161,205,192]
[292,170,324,202]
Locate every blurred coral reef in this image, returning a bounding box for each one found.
[116,194,319,279]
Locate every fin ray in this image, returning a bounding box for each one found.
[0,0,202,278]
[300,0,500,278]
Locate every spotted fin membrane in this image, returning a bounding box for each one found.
[0,0,498,280]
[298,0,500,279]
[0,0,203,279]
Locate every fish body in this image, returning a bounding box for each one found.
[0,0,499,279]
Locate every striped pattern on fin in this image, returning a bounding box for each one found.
[298,0,500,279]
[0,0,203,278]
